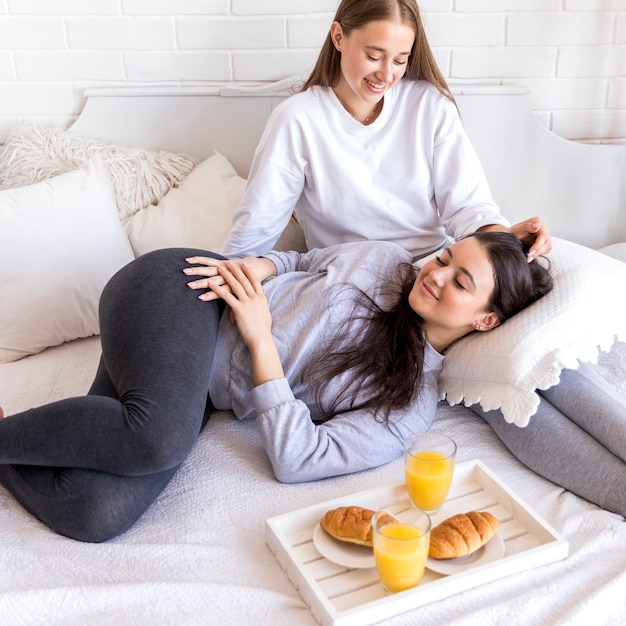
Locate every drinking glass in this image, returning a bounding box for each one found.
[372,505,431,593]
[404,432,456,514]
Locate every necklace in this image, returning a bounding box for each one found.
[334,89,383,125]
[354,100,382,124]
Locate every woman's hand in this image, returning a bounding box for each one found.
[207,261,284,386]
[479,217,552,261]
[184,255,277,301]
[507,217,552,261]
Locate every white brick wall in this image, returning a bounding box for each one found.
[0,0,624,142]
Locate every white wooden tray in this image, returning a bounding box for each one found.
[265,459,569,626]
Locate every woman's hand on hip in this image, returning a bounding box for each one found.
[205,261,273,347]
[207,261,285,385]
[184,255,277,301]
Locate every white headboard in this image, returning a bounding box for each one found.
[70,79,626,250]
[455,86,626,250]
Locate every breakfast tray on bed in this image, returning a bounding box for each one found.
[265,459,569,626]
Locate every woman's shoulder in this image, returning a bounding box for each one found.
[396,78,447,97]
[324,241,413,279]
[327,240,413,261]
[392,79,456,113]
[268,86,328,124]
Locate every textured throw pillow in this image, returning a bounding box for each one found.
[122,150,245,256]
[0,124,196,219]
[123,149,307,256]
[0,158,135,363]
[438,237,626,426]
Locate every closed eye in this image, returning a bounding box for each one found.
[436,255,468,290]
[366,54,409,65]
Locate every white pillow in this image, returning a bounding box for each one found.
[0,158,135,363]
[598,242,626,263]
[123,149,307,256]
[438,237,626,427]
[122,150,245,256]
[0,124,196,219]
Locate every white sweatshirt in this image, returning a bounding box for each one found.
[219,80,509,258]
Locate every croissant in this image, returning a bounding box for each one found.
[428,511,499,559]
[320,506,397,547]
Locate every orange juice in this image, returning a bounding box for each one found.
[373,523,428,593]
[405,450,454,512]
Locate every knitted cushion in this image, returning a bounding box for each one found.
[0,124,196,219]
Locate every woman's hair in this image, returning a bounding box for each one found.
[300,0,453,103]
[306,231,553,422]
[471,231,553,325]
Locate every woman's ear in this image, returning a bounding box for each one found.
[473,312,500,332]
[330,21,344,50]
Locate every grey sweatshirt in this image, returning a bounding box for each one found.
[208,241,444,483]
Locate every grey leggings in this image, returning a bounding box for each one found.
[0,248,224,542]
[471,361,626,517]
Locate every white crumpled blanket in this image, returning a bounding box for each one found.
[0,337,625,626]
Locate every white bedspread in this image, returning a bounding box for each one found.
[1,339,625,625]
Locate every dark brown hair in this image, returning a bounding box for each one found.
[473,231,553,324]
[300,0,453,103]
[306,232,553,422]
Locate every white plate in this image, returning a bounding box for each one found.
[312,523,376,569]
[426,532,505,576]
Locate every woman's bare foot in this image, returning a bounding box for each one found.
[0,406,4,419]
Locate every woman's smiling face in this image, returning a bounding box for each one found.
[330,19,415,116]
[409,237,501,351]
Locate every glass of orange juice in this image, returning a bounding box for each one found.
[404,432,456,514]
[372,505,431,594]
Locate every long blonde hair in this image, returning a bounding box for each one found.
[300,0,453,103]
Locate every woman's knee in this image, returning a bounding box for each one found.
[115,396,204,474]
[56,505,137,543]
[63,469,178,542]
[9,465,177,542]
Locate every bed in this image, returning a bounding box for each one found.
[0,78,625,625]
